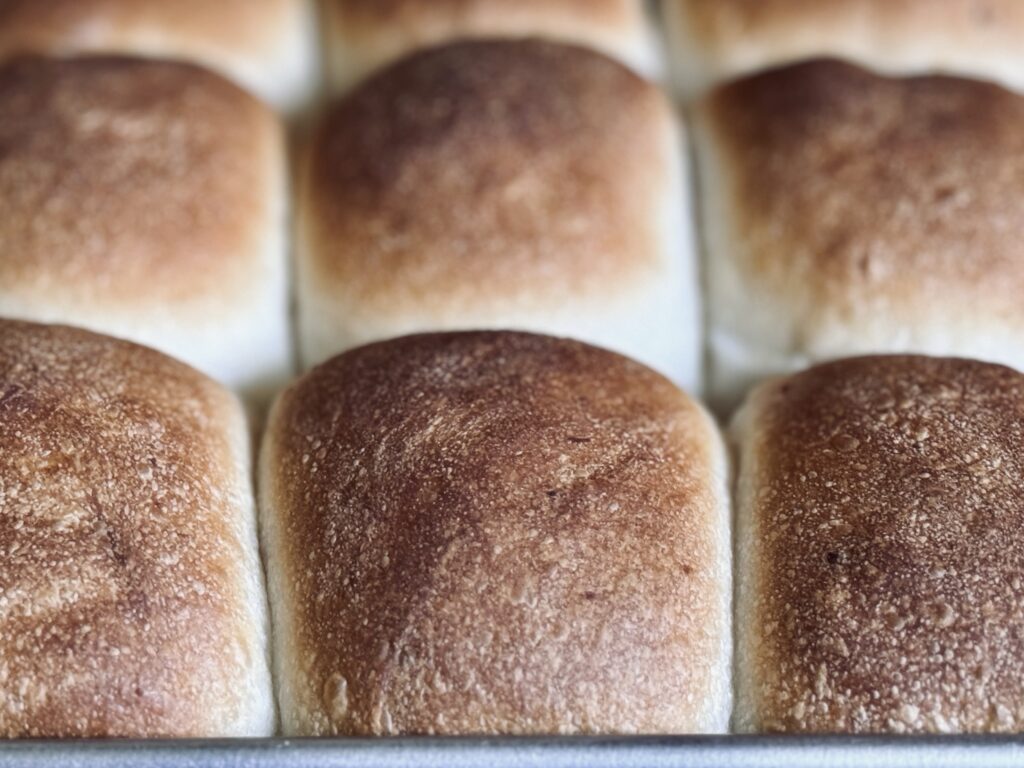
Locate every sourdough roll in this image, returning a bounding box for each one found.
[0,55,290,399]
[0,319,273,737]
[0,0,316,113]
[261,331,730,735]
[321,0,658,93]
[664,0,1024,98]
[693,59,1024,411]
[733,355,1024,733]
[299,40,698,392]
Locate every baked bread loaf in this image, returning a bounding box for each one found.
[732,355,1024,733]
[0,319,273,737]
[664,0,1024,98]
[692,59,1024,411]
[321,0,658,93]
[260,331,731,735]
[0,0,316,113]
[298,40,699,393]
[0,55,290,400]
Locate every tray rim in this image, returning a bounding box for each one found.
[2,735,1023,768]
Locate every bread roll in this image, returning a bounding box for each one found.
[0,0,316,113]
[321,0,658,93]
[0,319,273,737]
[0,55,290,400]
[298,40,699,393]
[663,0,1024,98]
[733,354,1024,733]
[692,59,1024,412]
[260,331,730,735]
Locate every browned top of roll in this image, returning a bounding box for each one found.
[742,355,1024,732]
[302,39,673,312]
[697,58,1024,318]
[0,319,258,737]
[265,331,726,734]
[0,55,280,309]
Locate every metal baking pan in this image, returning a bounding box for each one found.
[1,736,1022,768]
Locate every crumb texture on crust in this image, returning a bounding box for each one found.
[0,320,269,737]
[266,331,728,735]
[740,355,1024,733]
[303,39,671,314]
[0,55,278,309]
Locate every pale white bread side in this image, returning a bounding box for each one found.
[0,319,274,737]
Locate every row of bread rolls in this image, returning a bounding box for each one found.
[5,318,1024,736]
[3,1,1024,412]
[4,1,1024,102]
[0,0,658,114]
[3,0,1024,738]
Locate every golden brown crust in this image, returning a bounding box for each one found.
[698,59,1024,349]
[0,54,281,309]
[740,355,1024,732]
[302,39,672,314]
[0,319,268,737]
[265,331,728,734]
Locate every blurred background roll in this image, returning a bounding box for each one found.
[0,55,291,402]
[663,0,1024,99]
[0,0,317,113]
[321,0,659,94]
[692,59,1024,411]
[298,40,700,393]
